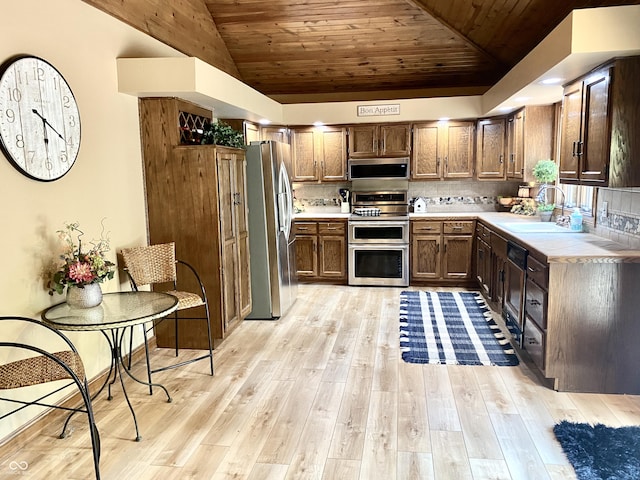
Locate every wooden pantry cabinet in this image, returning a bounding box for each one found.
[347,123,411,158]
[139,97,251,345]
[290,126,347,182]
[559,56,640,187]
[293,220,347,282]
[411,121,475,180]
[410,220,474,283]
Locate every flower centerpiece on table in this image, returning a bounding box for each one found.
[48,222,115,296]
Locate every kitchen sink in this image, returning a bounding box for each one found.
[498,222,573,233]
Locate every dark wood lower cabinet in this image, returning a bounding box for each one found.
[411,220,474,283]
[475,223,492,296]
[489,235,640,394]
[293,220,347,282]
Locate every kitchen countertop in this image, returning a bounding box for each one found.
[294,212,350,219]
[295,211,640,263]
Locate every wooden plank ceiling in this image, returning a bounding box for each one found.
[84,0,640,103]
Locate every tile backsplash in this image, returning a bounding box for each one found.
[293,181,521,213]
[594,187,640,248]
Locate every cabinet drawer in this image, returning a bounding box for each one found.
[523,318,545,372]
[475,223,491,242]
[444,221,474,235]
[294,222,318,234]
[526,255,548,289]
[412,221,443,234]
[318,222,345,235]
[525,278,547,330]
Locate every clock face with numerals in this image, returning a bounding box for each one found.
[0,55,81,181]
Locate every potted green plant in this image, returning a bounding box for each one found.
[532,159,558,220]
[532,159,558,184]
[200,120,245,148]
[537,202,555,222]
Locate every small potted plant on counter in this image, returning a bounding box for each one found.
[537,202,555,222]
[532,159,558,221]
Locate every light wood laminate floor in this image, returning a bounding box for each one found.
[3,284,640,479]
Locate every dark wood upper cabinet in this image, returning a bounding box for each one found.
[411,121,474,180]
[506,105,555,182]
[560,56,640,187]
[290,126,347,182]
[476,117,506,180]
[261,126,290,144]
[560,68,610,184]
[347,123,411,158]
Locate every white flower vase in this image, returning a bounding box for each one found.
[66,283,103,309]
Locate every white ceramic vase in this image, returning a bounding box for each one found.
[66,283,103,309]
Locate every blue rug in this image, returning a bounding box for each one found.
[554,421,640,480]
[399,291,519,366]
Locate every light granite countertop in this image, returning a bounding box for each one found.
[294,211,640,263]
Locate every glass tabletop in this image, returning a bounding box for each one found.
[41,291,178,331]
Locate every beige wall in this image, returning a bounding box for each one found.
[0,0,183,439]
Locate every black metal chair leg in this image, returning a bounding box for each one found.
[143,325,153,395]
[127,326,134,370]
[205,305,214,376]
[174,311,179,357]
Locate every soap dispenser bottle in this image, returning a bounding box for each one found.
[570,208,583,232]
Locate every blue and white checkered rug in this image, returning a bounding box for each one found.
[399,291,519,366]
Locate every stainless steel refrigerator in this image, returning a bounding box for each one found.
[245,141,298,319]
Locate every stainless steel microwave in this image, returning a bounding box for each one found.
[347,157,410,180]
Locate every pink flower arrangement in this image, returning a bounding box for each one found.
[48,222,115,295]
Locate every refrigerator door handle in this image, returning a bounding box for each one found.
[278,163,293,240]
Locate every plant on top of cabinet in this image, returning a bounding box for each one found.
[201,121,245,148]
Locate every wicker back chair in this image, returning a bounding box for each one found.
[120,243,214,390]
[0,316,100,479]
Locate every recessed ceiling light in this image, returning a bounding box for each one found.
[313,121,324,127]
[499,107,513,112]
[541,77,563,85]
[259,118,271,125]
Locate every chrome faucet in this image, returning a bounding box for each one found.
[536,184,566,217]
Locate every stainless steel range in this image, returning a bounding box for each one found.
[348,190,409,286]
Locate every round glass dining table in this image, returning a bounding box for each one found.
[42,291,178,441]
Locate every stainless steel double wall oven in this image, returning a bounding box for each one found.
[347,187,410,287]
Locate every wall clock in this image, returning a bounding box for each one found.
[0,55,81,181]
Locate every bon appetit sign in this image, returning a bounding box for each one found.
[357,104,400,117]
